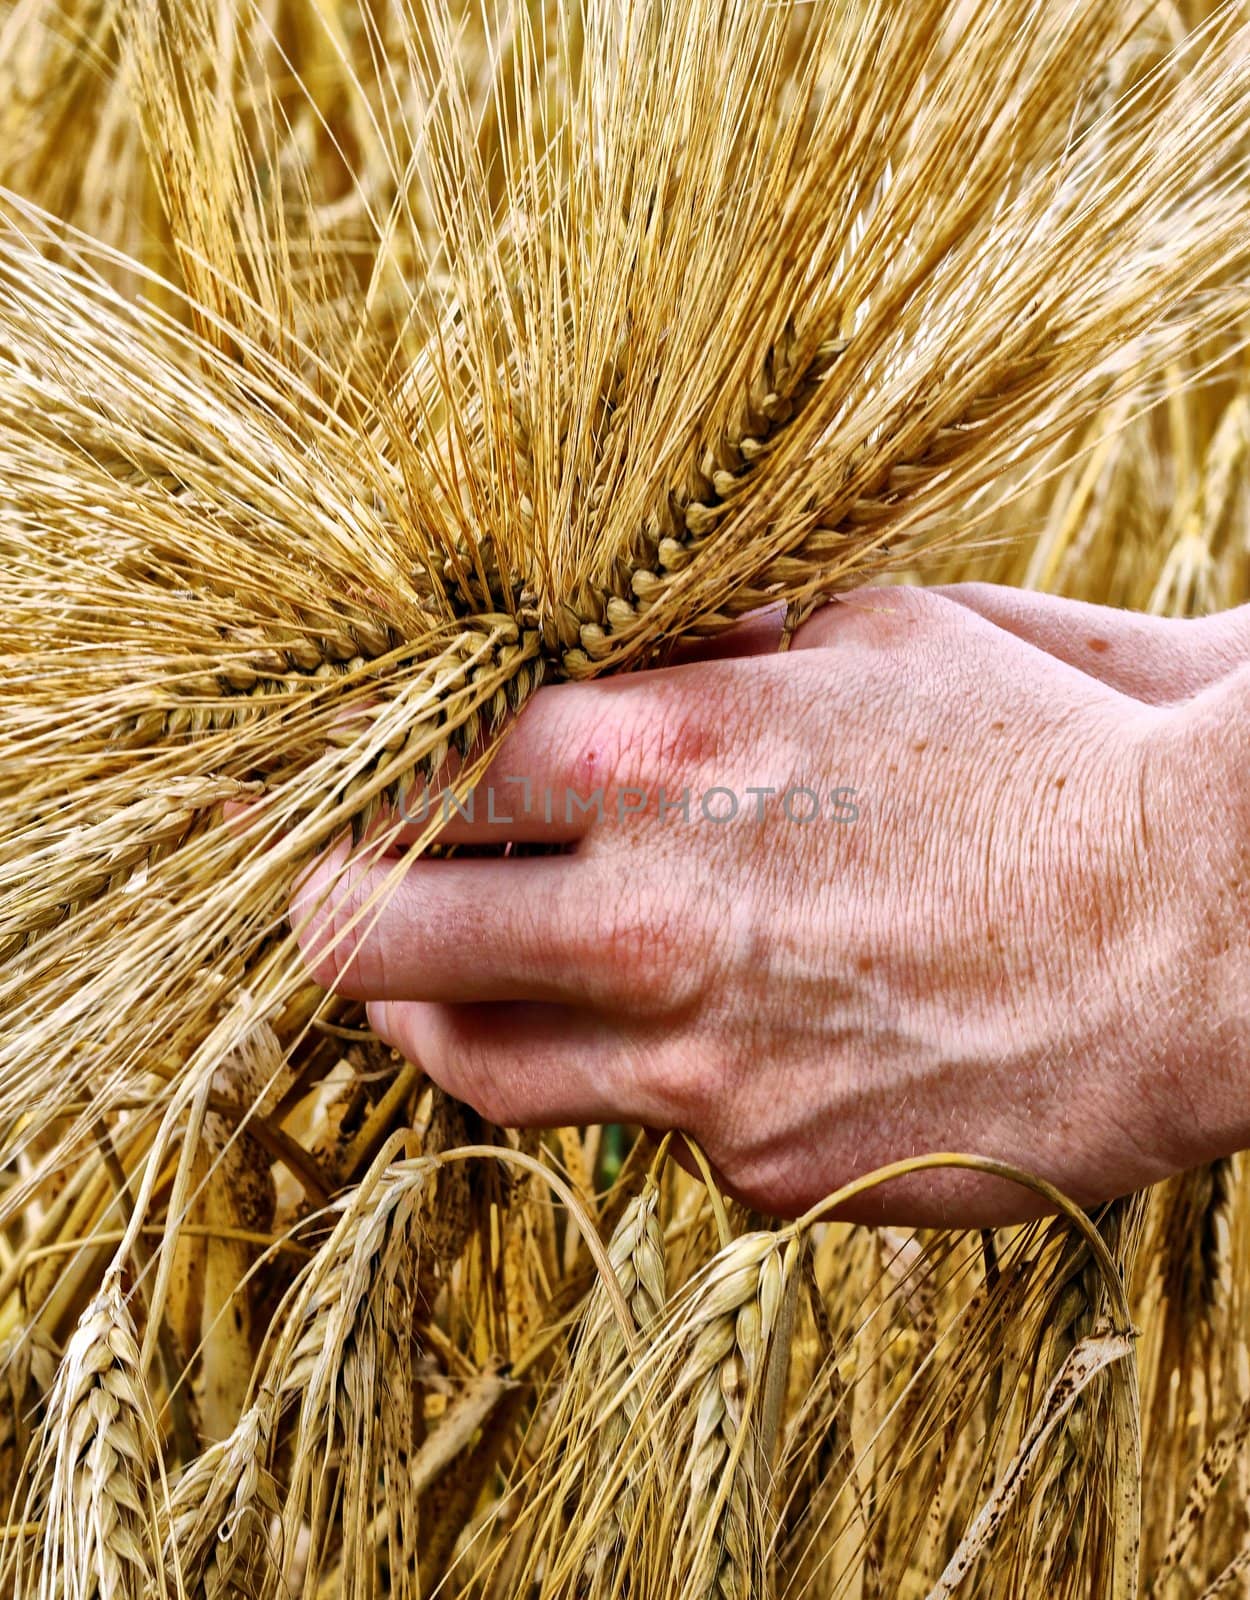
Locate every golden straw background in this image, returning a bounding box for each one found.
[1,1,1249,1595]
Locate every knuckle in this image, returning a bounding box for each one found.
[645,682,722,784]
[815,585,953,652]
[558,679,720,806]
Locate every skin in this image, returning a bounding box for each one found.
[294,585,1250,1225]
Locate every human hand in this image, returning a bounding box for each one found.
[294,586,1249,1224]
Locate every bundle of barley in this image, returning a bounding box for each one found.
[2,1,1249,1595]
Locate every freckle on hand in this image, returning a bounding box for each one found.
[1087,637,1109,654]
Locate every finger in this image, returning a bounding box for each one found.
[399,609,782,845]
[927,582,1234,704]
[789,582,1150,691]
[394,742,589,847]
[397,661,728,847]
[790,585,1139,719]
[368,999,664,1128]
[389,688,610,848]
[293,845,643,1007]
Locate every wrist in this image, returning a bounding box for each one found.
[1149,665,1250,1161]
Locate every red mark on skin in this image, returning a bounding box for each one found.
[653,693,721,772]
[1087,637,1109,654]
[569,691,719,795]
[568,745,603,797]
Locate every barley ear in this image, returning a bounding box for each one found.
[15,1272,168,1600]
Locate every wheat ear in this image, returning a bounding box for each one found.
[257,1143,429,1599]
[161,1398,278,1598]
[583,1177,668,1591]
[664,1233,795,1600]
[11,1273,168,1600]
